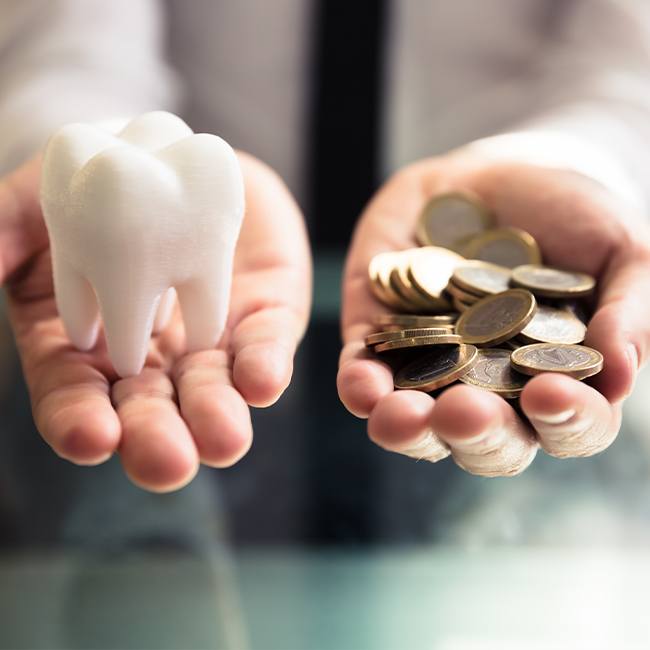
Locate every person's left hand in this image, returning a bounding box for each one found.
[337,153,650,476]
[2,152,311,492]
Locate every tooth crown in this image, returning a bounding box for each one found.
[40,111,245,377]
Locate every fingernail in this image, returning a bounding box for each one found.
[621,343,640,400]
[627,343,639,372]
[532,408,575,425]
[448,425,506,451]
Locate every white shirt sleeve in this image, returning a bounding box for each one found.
[0,0,181,175]
[464,0,650,213]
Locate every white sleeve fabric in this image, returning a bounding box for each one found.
[0,0,181,175]
[464,0,650,214]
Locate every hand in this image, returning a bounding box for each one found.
[338,154,650,476]
[1,153,311,491]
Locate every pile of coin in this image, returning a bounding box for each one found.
[366,191,603,398]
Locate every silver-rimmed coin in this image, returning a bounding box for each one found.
[519,304,587,345]
[461,227,542,268]
[365,328,455,347]
[415,191,494,250]
[451,261,512,296]
[510,343,603,380]
[394,344,479,391]
[460,348,528,398]
[455,289,536,346]
[511,264,596,298]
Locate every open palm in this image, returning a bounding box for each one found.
[2,153,311,491]
[338,155,650,476]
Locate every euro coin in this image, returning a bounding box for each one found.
[560,300,591,324]
[389,266,431,312]
[375,313,457,328]
[455,289,536,346]
[451,261,512,296]
[460,227,542,268]
[519,304,587,345]
[511,264,596,298]
[459,348,528,398]
[452,296,473,312]
[375,333,462,353]
[365,328,455,347]
[415,191,494,250]
[368,251,404,309]
[408,246,464,309]
[510,343,603,380]
[390,250,439,311]
[394,344,479,391]
[445,281,483,304]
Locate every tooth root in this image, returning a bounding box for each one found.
[177,274,231,352]
[51,255,100,351]
[93,280,158,377]
[153,288,176,334]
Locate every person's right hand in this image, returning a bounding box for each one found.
[1,153,311,492]
[338,153,650,477]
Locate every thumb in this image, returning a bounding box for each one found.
[0,157,49,285]
[585,242,650,403]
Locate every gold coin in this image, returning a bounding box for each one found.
[559,300,591,324]
[389,266,430,312]
[445,282,483,304]
[368,252,404,309]
[511,264,596,298]
[451,261,512,296]
[519,304,587,345]
[452,296,472,312]
[375,313,457,328]
[375,334,462,354]
[382,324,456,333]
[459,348,528,398]
[510,343,603,380]
[394,344,479,391]
[415,191,494,250]
[460,227,542,268]
[408,246,464,309]
[455,289,536,346]
[390,252,439,311]
[365,328,455,347]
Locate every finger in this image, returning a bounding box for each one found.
[338,167,453,416]
[33,369,121,466]
[368,390,450,462]
[228,153,311,408]
[112,369,199,492]
[585,245,650,402]
[0,157,49,284]
[431,384,538,477]
[13,312,121,465]
[520,373,621,458]
[230,297,304,408]
[337,333,394,418]
[174,349,252,467]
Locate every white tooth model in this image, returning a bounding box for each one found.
[40,111,245,377]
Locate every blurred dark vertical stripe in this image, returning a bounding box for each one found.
[308,0,388,248]
[305,0,387,543]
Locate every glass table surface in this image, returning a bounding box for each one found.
[0,254,649,649]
